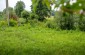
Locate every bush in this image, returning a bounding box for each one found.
[19,18,26,24]
[9,13,18,21]
[21,10,30,23]
[78,16,85,31]
[23,23,31,29]
[45,20,57,29]
[0,21,7,30]
[30,13,39,20]
[28,19,39,27]
[9,19,17,27]
[55,12,75,30]
[0,21,7,27]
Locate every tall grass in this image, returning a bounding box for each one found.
[0,25,85,55]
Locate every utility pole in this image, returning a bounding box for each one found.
[6,0,9,26]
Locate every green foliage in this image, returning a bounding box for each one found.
[0,15,3,21]
[30,13,39,20]
[78,15,85,31]
[3,7,13,14]
[45,20,57,29]
[9,19,17,27]
[31,0,51,21]
[31,0,85,13]
[0,26,85,55]
[55,12,75,30]
[3,7,18,20]
[75,0,85,10]
[0,16,2,20]
[31,0,54,12]
[15,1,25,17]
[54,0,85,14]
[19,18,26,24]
[28,19,39,27]
[0,12,2,14]
[0,21,7,27]
[1,0,85,55]
[0,21,7,30]
[21,10,30,23]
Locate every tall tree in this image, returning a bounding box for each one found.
[6,0,9,26]
[31,0,51,21]
[15,1,25,17]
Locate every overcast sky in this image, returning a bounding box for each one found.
[0,0,77,12]
[0,0,32,11]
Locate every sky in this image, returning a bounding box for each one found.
[0,0,32,11]
[0,0,77,12]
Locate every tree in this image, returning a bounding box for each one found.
[31,0,51,21]
[21,10,30,23]
[3,7,18,21]
[15,1,25,17]
[3,7,13,14]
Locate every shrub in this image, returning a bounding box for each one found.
[0,21,7,30]
[72,14,80,30]
[30,13,39,20]
[28,19,39,27]
[19,18,26,24]
[9,19,17,27]
[23,23,31,29]
[9,13,18,21]
[45,20,57,29]
[21,10,30,23]
[78,16,85,31]
[55,12,75,30]
[0,21,7,27]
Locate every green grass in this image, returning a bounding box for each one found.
[0,25,85,55]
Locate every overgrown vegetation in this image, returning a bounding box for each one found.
[15,1,25,18]
[1,0,85,55]
[31,0,51,21]
[21,10,30,23]
[0,25,85,55]
[55,11,75,30]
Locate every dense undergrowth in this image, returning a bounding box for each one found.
[0,24,85,55]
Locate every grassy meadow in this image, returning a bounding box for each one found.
[0,24,85,55]
[1,0,85,55]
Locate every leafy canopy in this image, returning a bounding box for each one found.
[31,0,51,21]
[32,0,85,12]
[15,1,25,17]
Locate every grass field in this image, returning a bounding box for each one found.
[0,24,85,55]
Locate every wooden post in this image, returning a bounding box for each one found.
[6,0,9,26]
